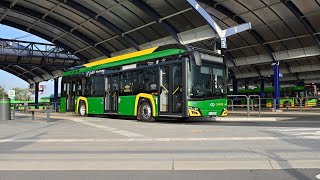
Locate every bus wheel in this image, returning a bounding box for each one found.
[138,101,155,122]
[79,102,87,116]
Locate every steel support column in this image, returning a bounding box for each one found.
[233,78,238,96]
[260,78,265,98]
[260,78,266,106]
[244,80,249,90]
[54,78,59,112]
[273,63,280,109]
[35,82,39,109]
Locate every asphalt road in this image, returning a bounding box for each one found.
[0,169,319,180]
[0,113,320,179]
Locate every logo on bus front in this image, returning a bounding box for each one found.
[210,103,215,107]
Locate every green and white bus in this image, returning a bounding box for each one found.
[234,85,318,107]
[60,44,228,121]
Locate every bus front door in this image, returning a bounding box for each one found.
[159,64,183,117]
[105,75,118,114]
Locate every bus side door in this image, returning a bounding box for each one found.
[105,74,118,113]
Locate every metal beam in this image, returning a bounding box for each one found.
[0,59,75,68]
[188,0,251,49]
[252,66,262,77]
[111,25,218,57]
[197,0,276,62]
[1,19,88,61]
[226,32,320,52]
[283,61,300,81]
[0,1,110,57]
[0,57,53,80]
[0,64,33,83]
[0,0,19,21]
[130,0,180,42]
[58,0,140,51]
[27,66,54,80]
[0,38,81,61]
[91,8,193,51]
[281,0,320,46]
[12,65,43,80]
[233,64,320,80]
[27,2,62,32]
[229,46,320,67]
[52,1,127,42]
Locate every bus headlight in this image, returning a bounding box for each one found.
[188,107,201,116]
[221,108,228,117]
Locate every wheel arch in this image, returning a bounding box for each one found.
[76,96,89,113]
[134,93,156,117]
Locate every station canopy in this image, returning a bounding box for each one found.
[0,0,319,86]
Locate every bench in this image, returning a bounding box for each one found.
[26,109,54,122]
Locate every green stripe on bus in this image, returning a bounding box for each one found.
[0,101,10,104]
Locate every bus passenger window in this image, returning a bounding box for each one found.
[76,79,82,96]
[120,72,132,95]
[62,82,67,96]
[142,68,158,94]
[90,76,104,96]
[132,71,140,94]
[85,77,91,96]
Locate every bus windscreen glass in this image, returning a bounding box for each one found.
[189,60,225,99]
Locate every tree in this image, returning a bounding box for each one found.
[0,85,8,98]
[11,87,30,101]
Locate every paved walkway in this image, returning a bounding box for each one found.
[0,113,320,174]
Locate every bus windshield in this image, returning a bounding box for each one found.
[188,60,225,99]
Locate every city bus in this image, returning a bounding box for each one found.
[60,44,228,121]
[233,85,318,107]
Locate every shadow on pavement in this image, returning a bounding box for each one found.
[0,132,47,152]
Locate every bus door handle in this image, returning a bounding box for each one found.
[161,84,169,93]
[173,86,180,95]
[105,91,110,96]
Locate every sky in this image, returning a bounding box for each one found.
[0,24,57,98]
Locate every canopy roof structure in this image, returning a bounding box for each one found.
[0,0,319,87]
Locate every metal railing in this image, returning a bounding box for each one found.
[227,95,250,117]
[228,95,320,116]
[10,102,58,117]
[249,95,261,117]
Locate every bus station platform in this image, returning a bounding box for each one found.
[227,111,320,122]
[0,112,320,179]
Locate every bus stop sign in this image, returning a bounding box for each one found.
[8,90,15,99]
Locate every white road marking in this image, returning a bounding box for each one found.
[316,174,320,179]
[270,128,320,132]
[70,118,144,138]
[268,128,320,137]
[0,136,319,143]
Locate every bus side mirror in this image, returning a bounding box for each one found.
[193,51,202,66]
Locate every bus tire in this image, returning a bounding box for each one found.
[78,101,87,116]
[137,101,155,122]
